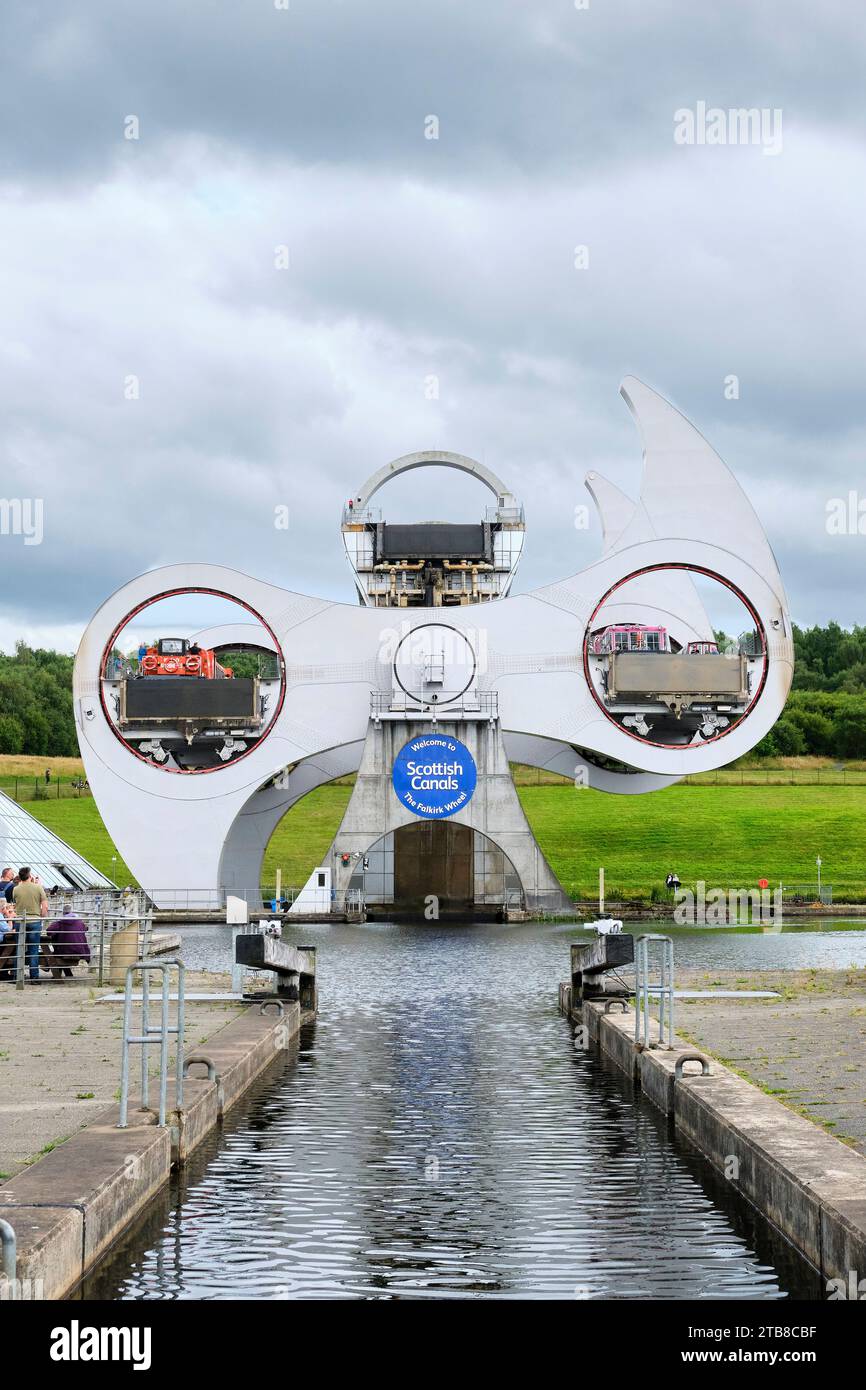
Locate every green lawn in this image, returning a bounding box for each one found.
[24,781,866,902]
[516,783,865,901]
[263,784,352,886]
[23,799,138,884]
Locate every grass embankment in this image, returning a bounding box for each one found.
[0,754,89,803]
[516,782,865,901]
[14,757,866,901]
[0,756,86,778]
[207,782,866,901]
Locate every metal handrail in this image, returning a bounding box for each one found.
[1,906,154,990]
[484,504,525,524]
[634,933,674,1050]
[0,1219,16,1285]
[118,959,186,1127]
[370,689,498,718]
[345,888,365,916]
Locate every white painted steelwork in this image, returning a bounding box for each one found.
[73,379,793,906]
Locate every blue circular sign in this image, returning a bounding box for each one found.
[392,734,477,819]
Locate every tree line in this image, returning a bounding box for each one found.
[0,645,77,756]
[753,624,866,758]
[0,642,278,756]
[0,626,865,759]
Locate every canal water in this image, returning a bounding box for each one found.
[80,921,849,1301]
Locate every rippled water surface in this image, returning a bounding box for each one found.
[83,921,827,1300]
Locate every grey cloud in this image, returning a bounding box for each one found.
[0,3,865,647]
[2,1,865,184]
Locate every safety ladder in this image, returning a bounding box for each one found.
[118,959,186,1127]
[634,933,675,1049]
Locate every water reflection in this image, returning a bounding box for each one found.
[81,922,824,1300]
[176,917,866,978]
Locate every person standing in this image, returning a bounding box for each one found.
[12,867,47,982]
[0,868,15,903]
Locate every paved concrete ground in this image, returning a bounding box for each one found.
[675,967,866,1155]
[0,972,242,1179]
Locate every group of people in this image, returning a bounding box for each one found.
[0,867,91,982]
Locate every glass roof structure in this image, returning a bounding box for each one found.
[0,792,115,891]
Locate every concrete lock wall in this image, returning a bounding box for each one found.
[0,1000,310,1301]
[561,987,866,1284]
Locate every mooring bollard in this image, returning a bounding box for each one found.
[183,1055,224,1117]
[259,998,284,1016]
[674,1052,711,1079]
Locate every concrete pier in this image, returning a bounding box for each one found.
[560,967,866,1284]
[0,974,243,1180]
[673,968,866,1156]
[0,965,315,1300]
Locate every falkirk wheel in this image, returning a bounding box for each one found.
[72,378,794,914]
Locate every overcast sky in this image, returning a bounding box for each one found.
[1,1,864,651]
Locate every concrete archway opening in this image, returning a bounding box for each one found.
[348,825,523,922]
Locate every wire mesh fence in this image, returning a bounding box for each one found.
[779,882,833,906]
[681,769,866,785]
[1,774,93,802]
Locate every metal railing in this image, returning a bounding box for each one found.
[780,882,833,905]
[370,689,499,720]
[51,888,150,916]
[634,933,675,1049]
[146,888,225,911]
[118,959,186,1128]
[484,504,525,524]
[147,887,298,912]
[682,768,866,785]
[0,899,154,989]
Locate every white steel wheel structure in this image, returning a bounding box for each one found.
[73,378,793,908]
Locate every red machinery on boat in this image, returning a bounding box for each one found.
[139,638,234,679]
